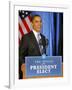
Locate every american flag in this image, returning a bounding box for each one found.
[18,10,32,43]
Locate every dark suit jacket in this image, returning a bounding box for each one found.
[19,31,46,78]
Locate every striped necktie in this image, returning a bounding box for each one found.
[37,33,43,55]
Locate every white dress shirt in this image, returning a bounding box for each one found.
[32,29,41,43]
[32,29,44,55]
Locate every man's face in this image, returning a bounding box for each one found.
[32,16,42,32]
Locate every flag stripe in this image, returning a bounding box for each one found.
[25,17,32,30]
[19,11,32,42]
[28,15,31,22]
[19,24,24,36]
[19,30,22,40]
[19,16,28,34]
[22,19,31,33]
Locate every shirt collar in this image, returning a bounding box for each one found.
[32,29,40,36]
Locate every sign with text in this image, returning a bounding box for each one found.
[25,56,62,78]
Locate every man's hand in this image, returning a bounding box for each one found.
[21,63,26,79]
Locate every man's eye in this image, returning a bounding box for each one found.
[35,21,38,23]
[35,21,41,23]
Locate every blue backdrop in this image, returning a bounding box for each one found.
[32,11,63,57]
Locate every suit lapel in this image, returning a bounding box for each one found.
[29,31,41,55]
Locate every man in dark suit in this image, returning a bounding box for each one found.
[19,15,47,79]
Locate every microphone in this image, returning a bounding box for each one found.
[39,38,48,55]
[45,38,48,56]
[45,38,48,48]
[38,39,43,55]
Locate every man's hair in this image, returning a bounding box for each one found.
[31,14,42,22]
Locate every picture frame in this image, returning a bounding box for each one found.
[9,0,71,88]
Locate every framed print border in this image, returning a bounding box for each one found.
[9,1,71,88]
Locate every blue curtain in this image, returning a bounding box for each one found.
[31,11,63,57]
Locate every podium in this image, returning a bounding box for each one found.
[23,56,63,79]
